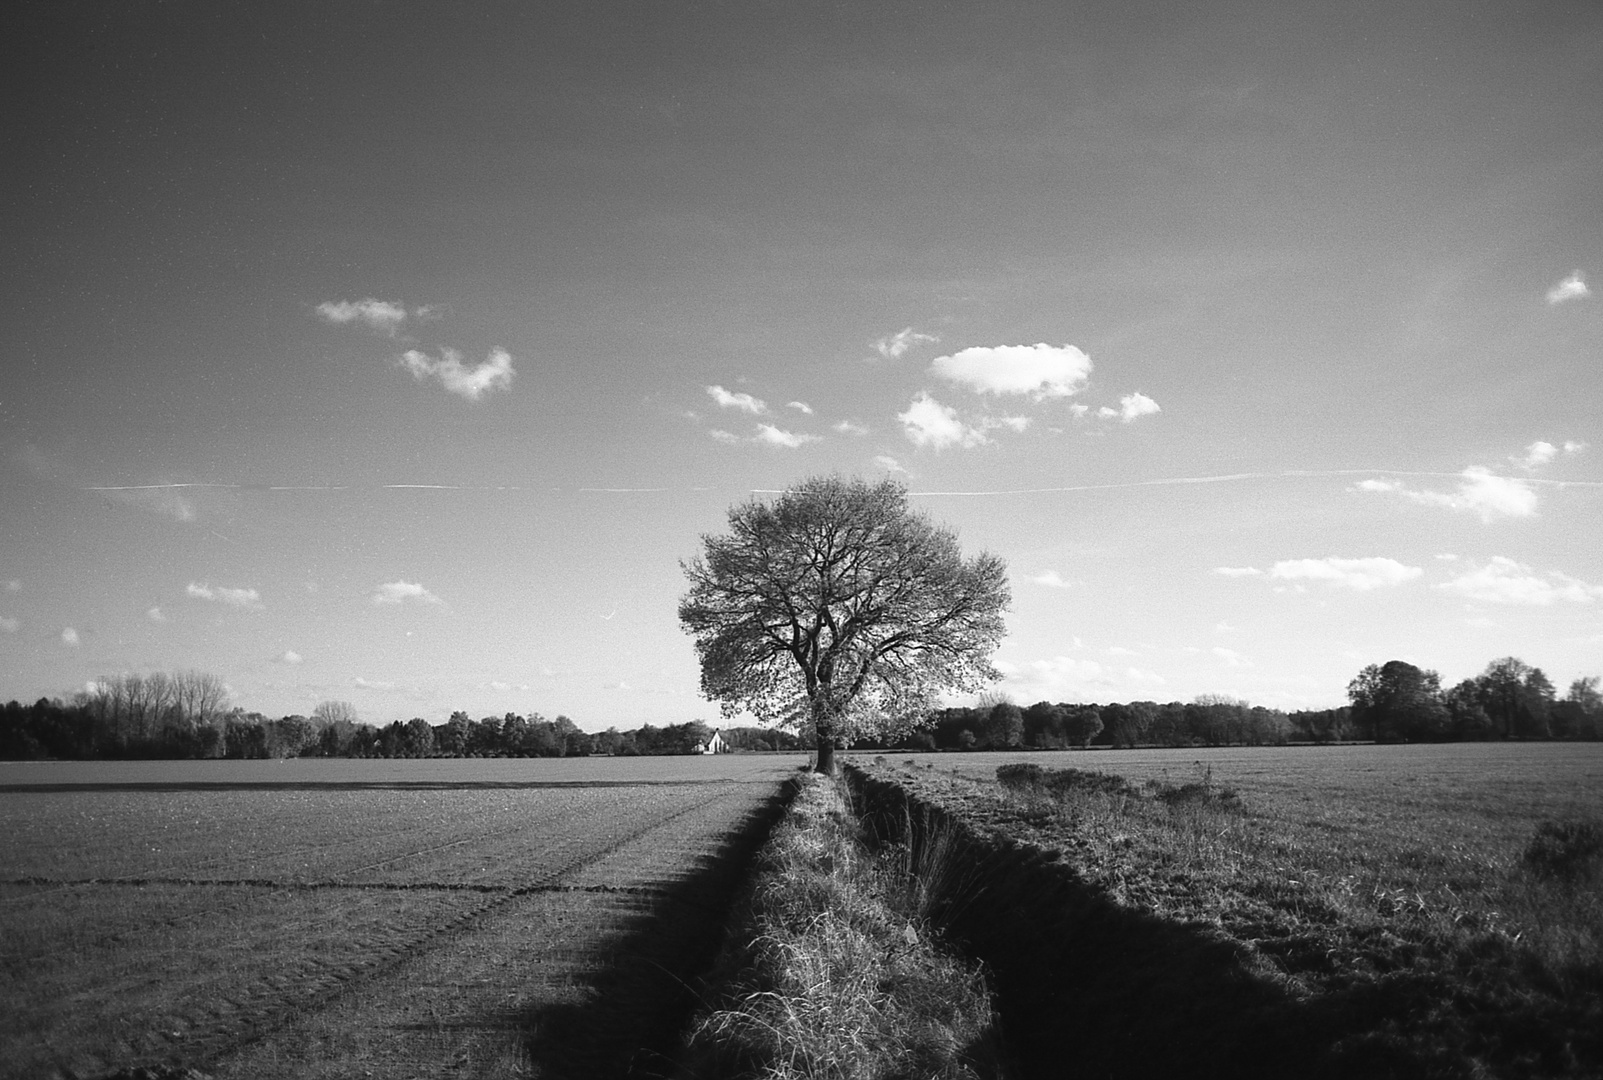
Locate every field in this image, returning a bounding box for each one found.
[849,743,1603,1077]
[0,754,805,1079]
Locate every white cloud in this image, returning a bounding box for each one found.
[317,298,409,335]
[873,327,940,360]
[372,580,443,606]
[1213,566,1263,578]
[1547,272,1590,305]
[1029,570,1076,588]
[898,393,990,450]
[1097,406,1117,419]
[1437,557,1603,606]
[61,627,80,647]
[489,680,511,691]
[996,655,1109,699]
[1564,440,1588,455]
[1212,646,1252,667]
[353,676,398,691]
[186,582,264,609]
[990,415,1031,433]
[146,606,167,622]
[0,616,17,633]
[834,420,869,436]
[930,343,1092,399]
[1515,441,1558,469]
[1267,557,1423,591]
[706,385,767,414]
[755,424,822,449]
[1115,392,1161,422]
[1107,646,1140,657]
[276,650,304,665]
[1126,667,1167,685]
[399,347,515,400]
[873,455,907,474]
[1361,467,1537,522]
[708,429,740,444]
[5,580,19,592]
[787,401,814,415]
[1068,404,1090,419]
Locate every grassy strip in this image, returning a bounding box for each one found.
[677,771,1005,1079]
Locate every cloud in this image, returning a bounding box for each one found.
[1030,570,1076,588]
[146,606,167,622]
[755,424,822,449]
[275,650,304,665]
[990,415,1031,433]
[373,580,443,606]
[873,455,907,474]
[1213,566,1264,578]
[873,327,940,360]
[1267,557,1423,591]
[399,347,515,400]
[1360,467,1537,522]
[897,393,990,449]
[0,616,17,633]
[1212,647,1252,667]
[787,401,814,415]
[834,420,869,436]
[929,343,1092,399]
[1115,392,1161,422]
[353,676,397,691]
[708,429,740,444]
[996,655,1109,698]
[1515,441,1558,469]
[5,580,19,592]
[317,298,409,335]
[62,627,80,647]
[186,582,264,609]
[1437,557,1603,605]
[707,385,767,414]
[1547,272,1590,305]
[1564,440,1588,455]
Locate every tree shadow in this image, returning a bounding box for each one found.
[521,783,796,1079]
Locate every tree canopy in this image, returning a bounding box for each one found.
[678,475,1009,771]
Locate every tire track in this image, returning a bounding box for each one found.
[102,785,740,1072]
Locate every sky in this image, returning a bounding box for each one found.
[3,1,1600,730]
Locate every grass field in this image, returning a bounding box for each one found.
[0,754,804,1079]
[851,743,1603,1077]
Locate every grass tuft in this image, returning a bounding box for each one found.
[1523,819,1603,885]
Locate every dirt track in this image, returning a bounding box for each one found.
[0,759,800,1079]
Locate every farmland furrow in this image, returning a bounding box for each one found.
[33,785,743,1077]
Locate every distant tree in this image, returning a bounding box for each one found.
[679,475,1009,773]
[1347,661,1448,741]
[1444,679,1495,740]
[402,717,434,757]
[1474,657,1551,738]
[434,711,472,756]
[1553,676,1602,740]
[982,702,1025,749]
[1064,704,1104,748]
[312,700,359,728]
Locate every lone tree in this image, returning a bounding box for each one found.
[679,475,1009,773]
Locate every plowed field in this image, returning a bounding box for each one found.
[0,755,803,1079]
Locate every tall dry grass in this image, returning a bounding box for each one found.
[678,772,1004,1079]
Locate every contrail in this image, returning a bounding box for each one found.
[79,470,1603,498]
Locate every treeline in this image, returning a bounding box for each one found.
[0,671,809,761]
[856,695,1296,751]
[1341,656,1602,743]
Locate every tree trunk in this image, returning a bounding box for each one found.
[811,696,838,774]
